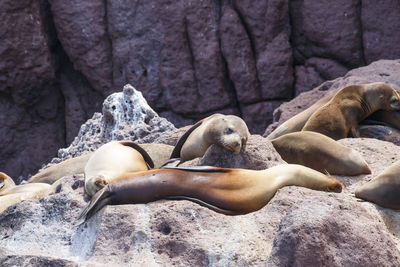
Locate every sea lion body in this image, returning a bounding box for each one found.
[271,131,371,175]
[355,161,400,209]
[0,172,16,193]
[170,114,249,162]
[79,164,342,221]
[266,93,333,140]
[28,153,93,184]
[303,82,400,140]
[139,143,174,168]
[84,141,154,196]
[0,183,56,213]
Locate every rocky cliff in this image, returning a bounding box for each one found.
[2,0,400,179]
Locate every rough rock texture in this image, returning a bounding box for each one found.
[3,2,400,178]
[2,129,400,265]
[264,59,400,136]
[39,84,175,171]
[181,135,284,170]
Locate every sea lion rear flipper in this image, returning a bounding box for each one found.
[170,120,204,159]
[77,186,111,224]
[119,141,155,169]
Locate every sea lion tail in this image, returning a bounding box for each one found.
[77,185,112,224]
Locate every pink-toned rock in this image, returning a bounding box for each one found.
[242,101,283,134]
[0,0,55,105]
[233,0,293,99]
[267,194,400,266]
[362,1,400,64]
[48,0,113,95]
[290,0,363,67]
[181,135,285,170]
[220,8,260,104]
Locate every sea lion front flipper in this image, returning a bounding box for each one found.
[119,141,155,169]
[349,126,361,138]
[170,120,204,159]
[77,185,112,223]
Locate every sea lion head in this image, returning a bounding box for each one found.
[85,175,108,196]
[209,115,249,153]
[365,82,400,111]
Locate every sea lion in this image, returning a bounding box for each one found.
[355,161,400,210]
[28,153,93,184]
[271,131,371,175]
[266,93,333,140]
[367,110,400,130]
[170,114,249,162]
[84,141,154,196]
[302,82,400,140]
[139,143,174,168]
[78,164,342,222]
[0,182,57,213]
[0,172,16,193]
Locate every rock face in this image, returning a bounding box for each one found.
[3,2,400,179]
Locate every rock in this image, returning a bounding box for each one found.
[0,0,55,105]
[267,194,400,266]
[241,101,283,134]
[40,84,176,171]
[290,0,363,68]
[362,1,400,64]
[181,135,285,170]
[48,0,113,95]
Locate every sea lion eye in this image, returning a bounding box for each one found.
[390,96,398,104]
[225,127,233,134]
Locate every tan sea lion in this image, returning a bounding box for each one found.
[78,164,342,222]
[266,93,334,140]
[271,131,371,175]
[170,114,249,162]
[84,141,154,196]
[0,182,57,213]
[302,82,400,140]
[0,172,16,193]
[28,153,93,184]
[355,161,400,210]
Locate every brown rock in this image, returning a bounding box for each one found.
[290,0,364,68]
[49,0,113,95]
[362,1,400,64]
[0,0,54,105]
[267,194,400,266]
[220,8,260,104]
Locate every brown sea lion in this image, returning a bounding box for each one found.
[271,131,371,175]
[78,164,342,222]
[302,82,400,140]
[84,141,154,196]
[28,153,93,184]
[170,114,249,162]
[367,110,400,130]
[266,93,334,140]
[355,161,400,210]
[0,172,16,193]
